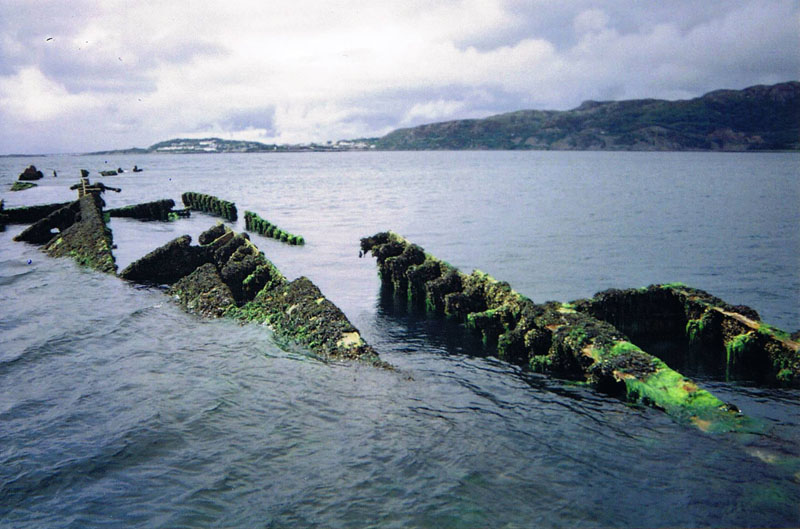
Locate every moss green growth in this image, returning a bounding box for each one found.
[623,357,745,432]
[725,333,756,379]
[658,282,688,289]
[609,340,643,357]
[181,191,237,221]
[558,302,577,314]
[530,355,552,372]
[685,310,714,344]
[11,181,37,191]
[244,210,305,246]
[757,323,791,341]
[360,230,757,430]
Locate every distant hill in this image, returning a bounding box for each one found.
[375,81,800,151]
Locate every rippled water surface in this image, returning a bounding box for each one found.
[1,151,799,527]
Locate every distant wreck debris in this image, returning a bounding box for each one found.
[11,182,37,192]
[244,210,305,245]
[182,192,238,222]
[69,176,121,198]
[120,223,383,365]
[18,165,44,181]
[108,199,189,222]
[361,232,800,429]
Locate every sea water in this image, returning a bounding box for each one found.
[1,151,798,527]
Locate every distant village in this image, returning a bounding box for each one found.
[145,138,377,154]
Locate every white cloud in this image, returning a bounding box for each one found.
[401,100,467,125]
[573,9,610,35]
[0,66,100,121]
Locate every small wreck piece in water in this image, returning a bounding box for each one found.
[108,199,189,222]
[18,165,44,181]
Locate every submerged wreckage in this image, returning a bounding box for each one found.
[3,178,381,366]
[4,173,799,429]
[360,232,800,430]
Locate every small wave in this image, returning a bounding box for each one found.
[0,419,182,516]
[0,267,36,287]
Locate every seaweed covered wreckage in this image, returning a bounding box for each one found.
[119,223,383,365]
[1,201,73,230]
[361,231,800,431]
[182,192,238,222]
[6,179,799,428]
[13,194,117,273]
[108,199,190,221]
[244,210,305,245]
[11,181,37,192]
[6,184,382,365]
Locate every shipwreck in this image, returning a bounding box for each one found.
[4,178,381,366]
[360,231,800,431]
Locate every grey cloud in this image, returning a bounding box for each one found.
[462,1,754,51]
[215,107,277,136]
[0,1,228,95]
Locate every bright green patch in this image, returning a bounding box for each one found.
[685,310,713,344]
[244,210,305,246]
[465,308,498,329]
[558,302,577,314]
[609,340,643,357]
[566,326,588,347]
[757,323,791,341]
[225,301,265,323]
[530,355,552,372]
[623,359,743,432]
[726,332,755,364]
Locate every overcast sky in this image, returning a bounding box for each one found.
[1,0,797,154]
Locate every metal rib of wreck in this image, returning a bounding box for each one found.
[108,199,189,222]
[120,223,385,366]
[360,231,800,431]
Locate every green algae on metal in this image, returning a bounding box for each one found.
[574,284,800,387]
[243,210,305,245]
[361,231,752,431]
[181,191,237,221]
[121,223,383,365]
[37,194,117,274]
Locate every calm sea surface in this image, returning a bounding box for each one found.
[1,151,798,527]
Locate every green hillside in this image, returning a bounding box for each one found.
[376,82,800,151]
